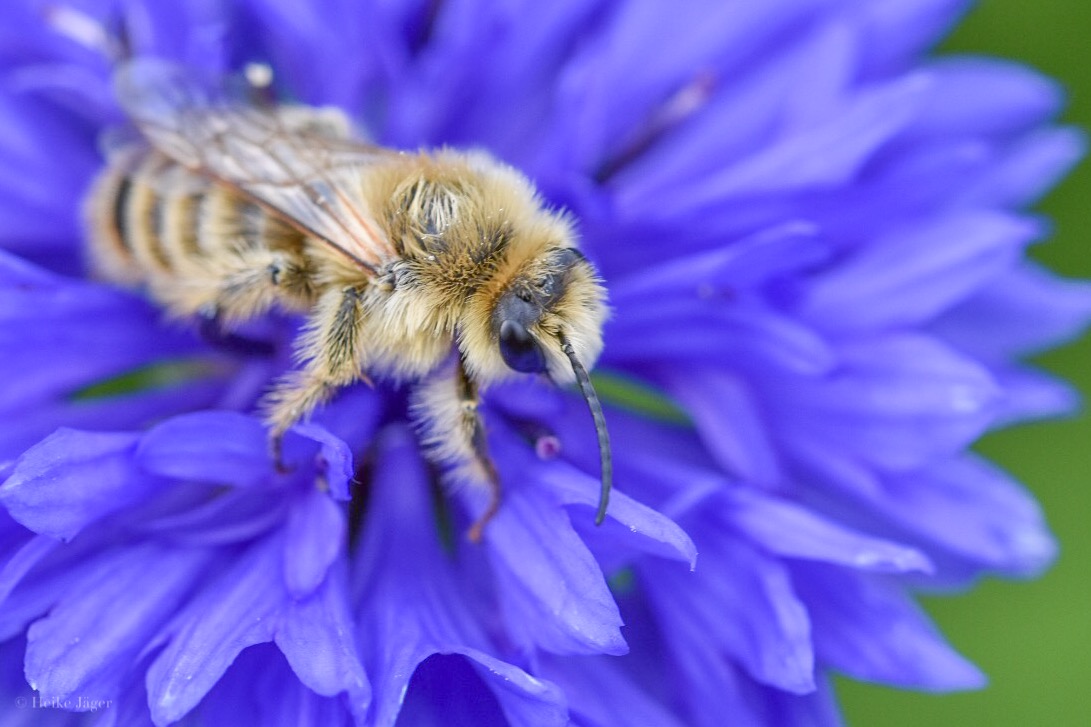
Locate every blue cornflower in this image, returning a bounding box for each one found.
[0,1,1088,725]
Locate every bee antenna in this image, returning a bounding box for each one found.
[559,336,612,525]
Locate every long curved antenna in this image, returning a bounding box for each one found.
[560,336,612,525]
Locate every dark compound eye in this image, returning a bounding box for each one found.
[498,320,547,373]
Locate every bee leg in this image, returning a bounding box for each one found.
[210,251,310,320]
[262,286,368,444]
[269,431,291,473]
[455,361,502,544]
[157,248,311,325]
[413,358,502,543]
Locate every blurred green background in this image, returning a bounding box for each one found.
[838,1,1091,724]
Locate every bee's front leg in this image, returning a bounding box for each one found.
[412,356,501,543]
[456,363,502,543]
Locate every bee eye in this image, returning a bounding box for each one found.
[498,320,546,373]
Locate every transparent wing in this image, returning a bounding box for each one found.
[115,59,398,272]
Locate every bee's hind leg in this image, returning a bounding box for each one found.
[413,356,502,543]
[164,247,312,324]
[157,247,311,357]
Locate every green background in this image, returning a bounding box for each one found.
[838,1,1091,724]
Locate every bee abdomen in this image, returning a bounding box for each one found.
[85,147,144,284]
[85,145,304,288]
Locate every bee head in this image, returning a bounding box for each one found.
[490,248,605,376]
[486,246,613,524]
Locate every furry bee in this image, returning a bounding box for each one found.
[83,61,612,540]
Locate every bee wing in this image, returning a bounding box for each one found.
[115,59,397,273]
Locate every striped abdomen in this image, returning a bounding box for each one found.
[85,145,314,318]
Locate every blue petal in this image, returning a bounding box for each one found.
[146,534,288,726]
[0,253,221,459]
[0,528,53,605]
[281,487,345,598]
[373,648,567,727]
[609,18,858,198]
[136,411,273,488]
[609,222,826,304]
[959,127,1086,207]
[0,269,195,408]
[933,262,1091,359]
[562,403,727,520]
[0,90,97,244]
[545,1,825,177]
[798,211,1041,332]
[759,672,845,727]
[395,654,509,727]
[25,543,213,704]
[659,366,782,486]
[852,0,970,74]
[112,0,234,72]
[476,477,626,656]
[794,564,986,690]
[643,529,814,694]
[0,381,227,464]
[275,563,369,711]
[874,455,1056,578]
[538,653,687,727]
[608,298,835,375]
[911,58,1064,138]
[383,0,601,157]
[122,482,286,548]
[650,617,766,727]
[507,446,695,567]
[242,0,382,110]
[0,429,153,540]
[0,534,67,640]
[200,644,353,727]
[989,365,1080,427]
[355,429,569,726]
[772,334,1000,473]
[0,1,114,78]
[624,74,929,213]
[463,648,570,727]
[724,489,932,574]
[290,422,356,501]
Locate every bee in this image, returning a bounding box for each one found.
[84,60,612,540]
